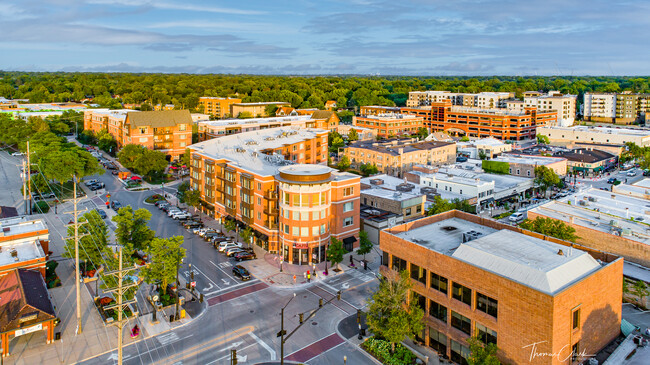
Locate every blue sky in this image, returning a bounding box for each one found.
[0,0,648,75]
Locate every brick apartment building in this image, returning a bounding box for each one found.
[84,109,193,160]
[188,127,360,264]
[380,210,622,365]
[197,97,242,118]
[352,114,425,138]
[402,101,557,141]
[230,102,291,118]
[344,138,456,177]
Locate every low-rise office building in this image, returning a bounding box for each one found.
[345,138,456,177]
[230,102,291,118]
[197,97,242,118]
[360,183,426,220]
[359,105,402,116]
[352,114,425,138]
[554,148,617,174]
[490,154,567,178]
[537,125,650,147]
[380,210,622,365]
[456,137,512,159]
[359,206,403,246]
[84,109,193,160]
[529,188,650,267]
[189,127,360,263]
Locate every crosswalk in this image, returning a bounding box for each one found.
[345,268,374,283]
[156,332,180,346]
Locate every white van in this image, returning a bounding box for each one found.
[509,212,526,223]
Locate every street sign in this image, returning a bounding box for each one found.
[276,330,286,337]
[190,281,196,287]
[152,295,159,302]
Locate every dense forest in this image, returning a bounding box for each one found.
[1,72,649,111]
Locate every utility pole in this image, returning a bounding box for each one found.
[104,247,138,365]
[64,176,88,335]
[27,141,32,215]
[22,159,27,215]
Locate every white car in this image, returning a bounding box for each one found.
[509,212,525,223]
[172,212,191,220]
[218,242,242,252]
[11,152,23,156]
[627,170,637,177]
[167,209,182,217]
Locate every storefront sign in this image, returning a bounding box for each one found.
[15,323,42,337]
[19,313,38,323]
[293,242,308,249]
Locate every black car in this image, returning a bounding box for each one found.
[233,251,256,261]
[211,236,230,244]
[94,208,107,219]
[88,182,105,191]
[203,232,222,241]
[111,200,123,211]
[183,221,203,229]
[232,265,251,281]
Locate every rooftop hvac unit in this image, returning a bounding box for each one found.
[396,183,415,192]
[621,228,632,236]
[610,220,619,227]
[462,230,484,243]
[369,179,384,185]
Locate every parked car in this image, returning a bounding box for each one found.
[211,236,230,244]
[167,209,182,217]
[157,202,170,210]
[183,221,203,229]
[232,265,251,281]
[456,156,468,162]
[627,169,637,177]
[644,169,650,177]
[607,177,618,184]
[204,232,222,241]
[84,179,100,187]
[225,247,246,257]
[509,212,525,223]
[233,251,256,262]
[161,205,174,212]
[198,228,216,237]
[11,152,23,156]
[154,200,169,207]
[111,200,123,211]
[105,163,118,170]
[94,208,107,219]
[218,242,242,252]
[111,170,120,176]
[172,212,192,220]
[88,182,105,191]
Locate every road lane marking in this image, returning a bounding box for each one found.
[210,259,241,282]
[249,332,276,360]
[193,265,221,290]
[164,326,255,364]
[203,279,260,297]
[209,343,256,364]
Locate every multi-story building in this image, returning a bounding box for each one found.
[490,154,567,178]
[406,91,452,107]
[380,210,622,365]
[456,137,512,159]
[529,187,650,267]
[188,127,360,263]
[536,125,650,147]
[83,109,193,159]
[406,91,514,109]
[344,138,456,177]
[197,97,242,118]
[336,125,378,141]
[230,102,291,118]
[553,148,617,175]
[524,91,577,127]
[352,114,424,138]
[360,179,426,220]
[359,106,402,116]
[197,112,339,141]
[154,104,175,111]
[476,92,514,109]
[404,102,556,141]
[0,216,49,278]
[583,93,616,123]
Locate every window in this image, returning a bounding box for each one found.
[476,292,498,318]
[293,211,299,220]
[257,183,262,190]
[382,251,389,267]
[572,307,581,330]
[430,273,448,294]
[476,323,497,345]
[416,205,422,213]
[293,195,300,206]
[344,187,354,196]
[429,300,447,323]
[292,227,299,236]
[344,216,354,227]
[300,212,309,221]
[179,124,187,131]
[284,224,289,234]
[391,256,407,272]
[451,311,472,335]
[343,202,354,212]
[452,282,472,306]
[139,127,147,134]
[411,291,426,312]
[139,137,148,142]
[320,224,326,234]
[257,212,261,220]
[301,227,308,237]
[410,263,426,285]
[312,226,319,236]
[450,339,470,365]
[405,208,412,216]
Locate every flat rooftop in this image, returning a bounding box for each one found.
[357,114,422,120]
[0,217,47,239]
[85,108,133,120]
[361,188,423,202]
[450,106,528,116]
[360,205,400,223]
[361,174,471,202]
[348,139,453,156]
[436,167,532,191]
[0,241,46,267]
[493,154,565,166]
[457,137,509,147]
[542,125,650,137]
[233,102,289,106]
[391,218,602,294]
[199,115,311,128]
[189,127,327,176]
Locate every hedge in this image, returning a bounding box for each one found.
[482,160,510,174]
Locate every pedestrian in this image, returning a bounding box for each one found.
[303,271,306,280]
[307,272,311,283]
[293,275,296,283]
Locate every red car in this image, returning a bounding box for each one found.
[233,251,256,261]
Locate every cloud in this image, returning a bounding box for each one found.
[85,0,265,15]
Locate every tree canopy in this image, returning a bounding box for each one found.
[112,206,156,254]
[141,236,186,295]
[519,217,579,242]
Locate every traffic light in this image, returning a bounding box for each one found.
[337,291,341,300]
[357,309,361,324]
[231,349,237,365]
[299,313,304,324]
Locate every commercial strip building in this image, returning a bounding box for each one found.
[336,124,377,141]
[344,138,456,177]
[230,102,291,118]
[456,137,512,159]
[584,92,650,124]
[83,109,193,160]
[360,179,426,220]
[197,97,242,118]
[536,125,650,147]
[352,114,425,138]
[490,154,567,178]
[359,206,403,245]
[188,127,360,264]
[553,148,617,174]
[380,210,622,365]
[612,178,650,200]
[528,188,650,267]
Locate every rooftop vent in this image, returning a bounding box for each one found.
[246,141,258,145]
[441,226,457,232]
[369,179,384,186]
[10,249,17,258]
[265,137,275,141]
[557,249,564,256]
[462,230,483,243]
[396,182,415,192]
[235,147,246,153]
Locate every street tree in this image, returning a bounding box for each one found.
[536,134,550,145]
[366,270,425,353]
[96,129,117,155]
[347,128,359,142]
[467,336,501,365]
[224,219,237,235]
[63,210,110,269]
[534,165,560,197]
[337,155,350,171]
[141,236,186,295]
[519,217,579,242]
[327,237,346,270]
[180,148,191,167]
[112,206,156,255]
[240,226,254,248]
[356,230,373,261]
[117,144,145,170]
[184,189,201,212]
[631,280,649,306]
[133,149,168,180]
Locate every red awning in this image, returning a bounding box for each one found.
[170,166,178,170]
[131,176,142,180]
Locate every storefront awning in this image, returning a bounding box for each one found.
[343,236,357,245]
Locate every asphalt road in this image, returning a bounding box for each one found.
[76,167,380,364]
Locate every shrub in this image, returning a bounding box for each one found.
[362,337,416,365]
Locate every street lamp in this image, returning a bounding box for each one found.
[324,244,329,276]
[279,293,296,365]
[344,355,347,364]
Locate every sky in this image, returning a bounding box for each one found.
[0,0,648,76]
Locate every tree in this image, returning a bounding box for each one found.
[141,236,186,295]
[134,149,168,180]
[631,280,649,306]
[224,219,237,235]
[347,128,359,142]
[96,129,117,155]
[460,136,470,142]
[536,134,550,145]
[337,155,350,171]
[63,210,110,268]
[180,148,191,167]
[117,144,145,170]
[360,163,379,176]
[237,111,253,119]
[240,226,254,248]
[478,150,488,160]
[426,196,456,215]
[327,237,346,270]
[356,230,373,261]
[366,271,425,353]
[112,206,156,254]
[534,166,561,197]
[519,217,579,242]
[467,336,501,365]
[184,189,201,211]
[264,104,279,116]
[417,127,429,140]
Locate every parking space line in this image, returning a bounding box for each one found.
[203,278,260,298]
[193,266,222,291]
[210,260,239,282]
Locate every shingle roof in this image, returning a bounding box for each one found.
[311,110,336,120]
[0,269,56,333]
[126,110,192,128]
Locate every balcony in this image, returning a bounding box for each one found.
[154,143,173,150]
[264,190,278,200]
[264,206,278,215]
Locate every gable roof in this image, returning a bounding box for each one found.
[0,269,56,333]
[126,110,192,128]
[311,110,336,120]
